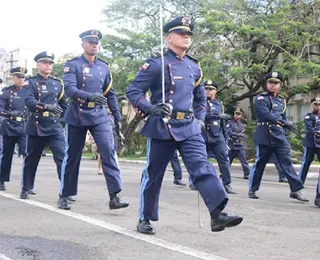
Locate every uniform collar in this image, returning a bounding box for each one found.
[37,73,50,80]
[81,54,97,65]
[167,48,185,61]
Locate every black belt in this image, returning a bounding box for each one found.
[9,116,26,122]
[206,121,221,126]
[31,112,59,117]
[170,111,194,120]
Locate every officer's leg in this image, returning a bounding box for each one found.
[210,141,232,185]
[90,122,122,195]
[273,155,286,180]
[171,150,183,181]
[249,145,273,193]
[60,124,87,197]
[228,150,236,165]
[140,138,176,221]
[298,147,315,184]
[274,145,304,192]
[179,134,228,214]
[17,135,27,158]
[47,133,65,180]
[21,136,46,191]
[0,136,17,182]
[238,149,250,177]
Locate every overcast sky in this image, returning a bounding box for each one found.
[0,0,111,58]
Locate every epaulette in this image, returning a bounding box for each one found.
[278,94,285,99]
[67,57,79,62]
[186,54,199,63]
[261,91,269,96]
[26,75,36,80]
[151,52,162,58]
[50,75,61,82]
[97,58,109,65]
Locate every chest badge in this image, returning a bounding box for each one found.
[84,68,90,73]
[42,85,47,90]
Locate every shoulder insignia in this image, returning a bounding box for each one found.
[261,91,268,96]
[50,75,61,81]
[186,54,199,63]
[257,96,264,100]
[305,115,310,119]
[141,63,150,71]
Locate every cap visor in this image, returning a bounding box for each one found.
[267,78,281,82]
[82,37,99,43]
[205,86,216,90]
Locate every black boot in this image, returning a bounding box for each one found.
[27,189,36,195]
[211,212,243,232]
[243,175,249,180]
[278,177,288,183]
[0,181,6,191]
[224,184,236,194]
[314,197,320,207]
[137,220,155,235]
[20,190,29,199]
[290,191,309,202]
[189,183,196,190]
[109,195,129,210]
[248,190,259,199]
[58,197,71,210]
[173,179,186,186]
[67,196,76,203]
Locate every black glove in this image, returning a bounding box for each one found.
[282,121,297,131]
[218,113,231,120]
[87,93,108,105]
[114,121,125,145]
[8,111,24,117]
[239,133,248,139]
[148,103,172,117]
[45,104,63,115]
[198,119,205,131]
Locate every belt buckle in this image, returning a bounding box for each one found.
[16,116,22,122]
[88,102,95,108]
[43,111,49,117]
[213,121,219,126]
[176,112,185,120]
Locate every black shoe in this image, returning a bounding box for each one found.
[137,220,155,235]
[314,198,320,207]
[248,190,259,199]
[173,179,186,186]
[0,181,6,191]
[109,196,129,210]
[224,184,236,194]
[58,197,71,210]
[41,153,46,157]
[189,184,196,190]
[243,175,249,180]
[27,189,36,195]
[20,190,29,199]
[279,177,288,183]
[211,212,243,232]
[290,191,309,202]
[67,196,76,203]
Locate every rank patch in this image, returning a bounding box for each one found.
[141,63,150,71]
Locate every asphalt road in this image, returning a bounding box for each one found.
[0,156,319,260]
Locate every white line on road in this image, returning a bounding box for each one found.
[0,192,228,260]
[0,253,13,260]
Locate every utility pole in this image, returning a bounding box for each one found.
[6,48,19,70]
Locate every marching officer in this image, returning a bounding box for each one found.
[248,72,307,201]
[126,16,242,235]
[21,52,67,199]
[202,80,235,194]
[226,108,250,179]
[0,67,28,191]
[298,97,320,207]
[58,29,129,211]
